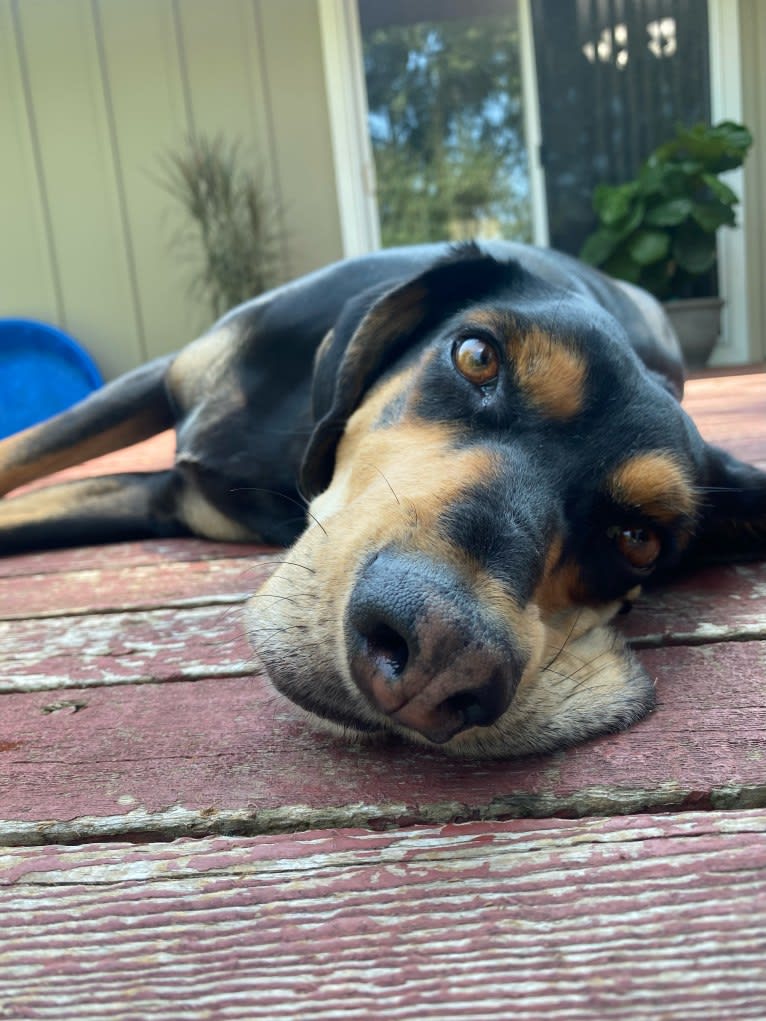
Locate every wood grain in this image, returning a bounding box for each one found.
[0,553,274,620]
[1,555,764,692]
[0,637,764,844]
[625,560,766,645]
[0,810,764,1020]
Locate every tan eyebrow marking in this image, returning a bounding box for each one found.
[510,328,587,420]
[465,309,507,331]
[607,452,698,523]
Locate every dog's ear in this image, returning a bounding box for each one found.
[301,245,519,497]
[687,444,766,562]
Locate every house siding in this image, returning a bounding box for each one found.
[0,0,342,379]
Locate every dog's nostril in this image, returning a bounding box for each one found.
[444,674,508,729]
[362,621,409,679]
[449,693,486,727]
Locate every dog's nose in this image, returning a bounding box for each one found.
[345,550,521,744]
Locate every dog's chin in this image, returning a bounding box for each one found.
[282,699,389,745]
[253,620,656,760]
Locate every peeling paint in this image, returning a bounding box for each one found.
[2,778,765,848]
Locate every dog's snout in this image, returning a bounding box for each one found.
[345,551,521,744]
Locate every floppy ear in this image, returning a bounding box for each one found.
[300,245,521,498]
[688,444,766,562]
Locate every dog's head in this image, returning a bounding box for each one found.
[248,246,766,757]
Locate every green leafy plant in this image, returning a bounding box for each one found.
[581,121,752,300]
[158,134,283,319]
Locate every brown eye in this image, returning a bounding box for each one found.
[453,337,500,386]
[607,525,661,570]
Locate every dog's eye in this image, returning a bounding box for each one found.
[607,525,661,570]
[453,337,500,386]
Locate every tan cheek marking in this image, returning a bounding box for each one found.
[304,414,500,608]
[534,536,567,615]
[473,571,536,658]
[532,536,590,616]
[338,364,417,447]
[510,329,587,420]
[308,367,416,524]
[607,452,697,523]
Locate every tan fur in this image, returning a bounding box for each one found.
[510,328,587,419]
[533,536,589,615]
[307,374,501,600]
[178,488,258,543]
[0,418,158,498]
[607,452,697,523]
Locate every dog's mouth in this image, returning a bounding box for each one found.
[248,545,656,758]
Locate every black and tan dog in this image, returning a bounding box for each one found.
[1,242,764,756]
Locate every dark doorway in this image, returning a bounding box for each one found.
[532,0,711,255]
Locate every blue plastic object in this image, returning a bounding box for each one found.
[0,318,103,439]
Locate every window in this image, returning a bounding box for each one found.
[358,0,532,247]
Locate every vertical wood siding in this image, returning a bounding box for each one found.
[0,0,342,379]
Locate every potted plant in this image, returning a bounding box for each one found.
[157,134,284,320]
[580,121,752,366]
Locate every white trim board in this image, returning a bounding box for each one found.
[317,0,380,257]
[518,0,549,246]
[708,0,750,364]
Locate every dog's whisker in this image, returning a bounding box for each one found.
[695,485,753,493]
[229,484,307,507]
[563,654,626,699]
[260,559,316,575]
[565,649,613,684]
[542,610,583,674]
[369,464,401,506]
[248,591,303,607]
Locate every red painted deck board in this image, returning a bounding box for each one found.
[683,371,766,468]
[1,639,765,842]
[0,604,252,690]
[1,811,765,1020]
[0,553,273,619]
[0,536,273,579]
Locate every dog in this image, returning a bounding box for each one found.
[1,241,764,757]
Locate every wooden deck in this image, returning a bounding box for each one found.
[0,371,764,1019]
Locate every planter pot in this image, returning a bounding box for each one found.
[663,297,724,369]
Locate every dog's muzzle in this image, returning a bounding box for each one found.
[345,548,524,744]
